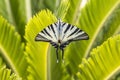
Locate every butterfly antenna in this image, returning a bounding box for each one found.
[56,48,59,63]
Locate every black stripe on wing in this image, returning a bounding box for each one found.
[60,23,89,49]
[43,29,53,38]
[60,30,89,49]
[74,32,89,40]
[70,31,89,41]
[60,40,71,49]
[64,24,71,33]
[35,34,50,42]
[35,21,58,43]
[50,41,58,48]
[50,24,57,39]
[67,27,79,37]
[35,26,54,42]
[65,24,89,41]
[35,33,59,48]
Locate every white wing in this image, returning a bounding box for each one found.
[35,22,59,47]
[35,20,89,48]
[59,22,89,48]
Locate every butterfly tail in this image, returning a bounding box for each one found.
[56,48,59,63]
[61,48,64,63]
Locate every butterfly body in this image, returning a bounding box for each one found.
[35,19,89,63]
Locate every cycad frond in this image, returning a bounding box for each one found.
[0,57,21,80]
[0,16,27,78]
[77,35,120,80]
[65,0,120,77]
[25,10,57,80]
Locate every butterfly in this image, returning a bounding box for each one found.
[35,19,89,63]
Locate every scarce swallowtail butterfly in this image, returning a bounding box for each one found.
[35,19,89,63]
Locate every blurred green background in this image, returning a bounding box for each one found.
[0,0,120,80]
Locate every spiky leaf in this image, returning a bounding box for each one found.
[0,16,27,78]
[0,57,21,80]
[0,0,27,37]
[77,35,120,80]
[25,10,57,80]
[64,0,120,77]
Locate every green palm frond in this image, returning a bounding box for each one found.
[98,5,120,43]
[0,0,60,37]
[25,0,120,79]
[79,0,120,57]
[25,10,57,80]
[1,0,120,80]
[31,0,58,14]
[0,0,27,37]
[0,57,21,80]
[77,35,120,80]
[65,0,82,24]
[64,0,120,76]
[25,0,72,79]
[0,16,27,78]
[55,0,70,20]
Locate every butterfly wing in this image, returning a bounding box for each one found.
[35,20,89,63]
[35,20,89,48]
[35,23,59,48]
[60,22,89,48]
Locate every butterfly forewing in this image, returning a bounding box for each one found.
[35,23,58,43]
[60,22,89,44]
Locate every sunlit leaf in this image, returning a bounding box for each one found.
[25,9,57,80]
[0,0,27,37]
[31,0,57,14]
[0,16,27,78]
[77,35,120,80]
[55,0,70,20]
[0,57,21,80]
[65,0,82,24]
[64,0,120,78]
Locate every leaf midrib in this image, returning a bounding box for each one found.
[113,25,120,35]
[25,0,32,22]
[84,1,120,58]
[71,0,82,24]
[0,45,19,76]
[105,66,120,80]
[5,0,16,25]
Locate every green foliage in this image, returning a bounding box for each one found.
[31,0,57,14]
[25,10,57,80]
[78,0,120,56]
[0,16,27,78]
[64,0,120,77]
[0,0,27,37]
[0,58,21,80]
[0,0,120,80]
[77,35,120,80]
[55,0,70,19]
[65,0,82,24]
